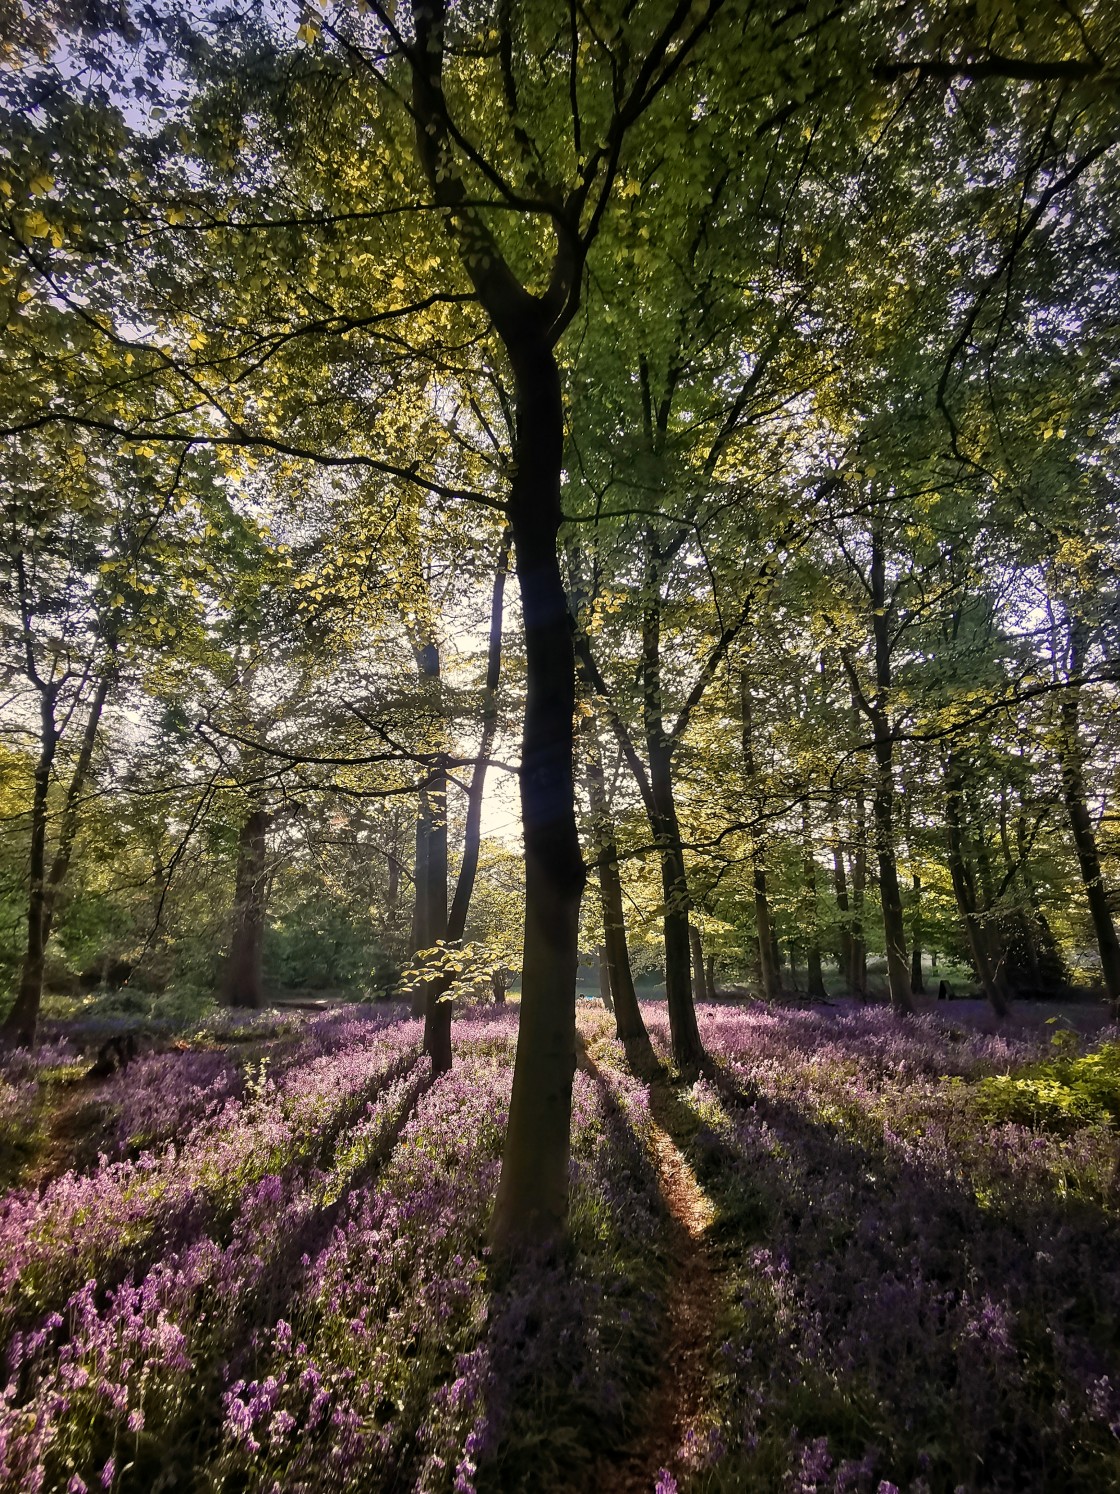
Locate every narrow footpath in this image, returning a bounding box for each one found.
[586,1055,722,1493]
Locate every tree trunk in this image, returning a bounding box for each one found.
[689,923,706,1005]
[4,669,112,1046]
[872,735,914,1014]
[754,859,780,999]
[597,946,614,1013]
[704,953,716,1001]
[740,672,780,1001]
[944,753,1011,1017]
[491,340,586,1251]
[638,548,701,1068]
[866,528,913,1016]
[447,526,511,942]
[850,790,868,999]
[802,800,827,999]
[582,710,652,1053]
[1060,621,1120,1015]
[411,640,453,1076]
[650,742,703,1067]
[832,836,854,994]
[224,808,272,1009]
[910,873,925,994]
[3,697,57,1047]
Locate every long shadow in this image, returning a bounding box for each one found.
[644,1015,1120,1494]
[462,1040,672,1493]
[1,1056,435,1494]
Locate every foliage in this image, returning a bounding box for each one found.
[976,1036,1120,1135]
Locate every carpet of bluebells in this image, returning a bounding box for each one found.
[639,1004,1120,1494]
[1,999,1118,1493]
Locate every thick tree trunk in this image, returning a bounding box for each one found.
[910,873,925,994]
[583,712,652,1053]
[224,808,272,1010]
[491,340,586,1251]
[1059,627,1120,1014]
[4,670,112,1046]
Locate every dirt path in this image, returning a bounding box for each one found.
[588,1065,722,1493]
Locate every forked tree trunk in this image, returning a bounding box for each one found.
[4,670,112,1047]
[224,808,272,1009]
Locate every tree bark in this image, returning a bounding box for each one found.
[582,709,652,1054]
[802,800,827,999]
[447,526,511,942]
[413,640,453,1074]
[705,953,716,1001]
[597,946,614,1013]
[872,736,914,1014]
[650,741,703,1067]
[224,807,272,1010]
[490,340,586,1249]
[4,668,112,1047]
[832,835,854,993]
[850,789,868,999]
[944,753,1011,1017]
[866,527,913,1015]
[689,923,706,1005]
[910,873,925,994]
[1059,619,1120,1015]
[740,671,780,1000]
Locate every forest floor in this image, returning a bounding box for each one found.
[1,998,1119,1494]
[581,1040,720,1493]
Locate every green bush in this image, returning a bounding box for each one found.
[976,1038,1120,1133]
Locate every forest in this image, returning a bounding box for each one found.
[1,0,1119,1490]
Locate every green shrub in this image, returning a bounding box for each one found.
[976,1038,1120,1133]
